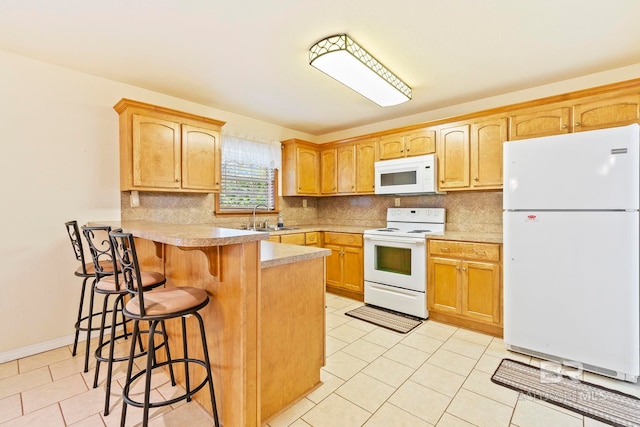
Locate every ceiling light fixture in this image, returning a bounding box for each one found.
[309,34,412,107]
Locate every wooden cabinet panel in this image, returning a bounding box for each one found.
[356,140,376,193]
[470,117,506,189]
[438,124,470,190]
[573,93,640,132]
[320,148,337,194]
[429,257,461,314]
[280,233,305,245]
[510,106,570,140]
[337,145,356,193]
[115,99,224,193]
[297,147,320,195]
[428,239,502,335]
[281,139,320,196]
[405,129,436,156]
[323,232,364,298]
[462,261,500,324]
[181,124,221,191]
[132,114,181,189]
[379,128,435,160]
[378,134,405,160]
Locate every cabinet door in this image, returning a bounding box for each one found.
[573,93,640,132]
[337,145,356,193]
[356,140,376,193]
[181,124,220,191]
[320,148,337,194]
[428,257,461,314]
[405,129,436,156]
[509,106,570,140]
[341,245,363,292]
[438,125,470,190]
[324,243,343,288]
[378,134,405,160]
[132,114,181,189]
[296,146,319,195]
[461,261,501,324]
[470,118,506,189]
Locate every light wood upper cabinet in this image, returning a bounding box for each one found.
[573,93,640,132]
[181,124,222,190]
[437,124,470,190]
[320,148,337,194]
[356,139,376,193]
[379,128,435,160]
[470,117,507,190]
[337,145,356,193]
[509,106,570,140]
[282,139,320,196]
[115,99,224,193]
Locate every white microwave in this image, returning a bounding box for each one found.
[374,154,438,195]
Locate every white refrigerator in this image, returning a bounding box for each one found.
[503,123,640,382]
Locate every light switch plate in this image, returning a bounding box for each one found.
[394,197,401,207]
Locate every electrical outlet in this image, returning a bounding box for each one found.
[302,199,307,208]
[130,190,140,208]
[394,197,401,207]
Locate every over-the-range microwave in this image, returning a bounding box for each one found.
[374,154,438,195]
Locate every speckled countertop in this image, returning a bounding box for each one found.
[89,220,269,247]
[267,225,503,244]
[260,241,331,269]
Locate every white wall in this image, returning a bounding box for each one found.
[0,50,315,361]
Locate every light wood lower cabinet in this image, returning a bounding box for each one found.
[428,239,502,336]
[324,232,364,300]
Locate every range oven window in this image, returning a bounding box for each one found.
[380,170,417,187]
[375,245,412,276]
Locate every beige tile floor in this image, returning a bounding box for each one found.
[2,293,639,426]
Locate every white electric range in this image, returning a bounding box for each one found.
[363,207,446,318]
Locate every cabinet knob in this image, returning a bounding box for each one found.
[462,267,467,271]
[456,266,460,271]
[298,186,301,190]
[400,149,403,152]
[561,124,568,129]
[473,176,478,181]
[440,179,445,184]
[175,179,180,182]
[406,147,410,152]
[575,121,581,127]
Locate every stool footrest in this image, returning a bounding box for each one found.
[122,358,211,408]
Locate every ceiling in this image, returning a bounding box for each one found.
[1,0,640,136]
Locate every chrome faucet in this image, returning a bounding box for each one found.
[252,204,269,230]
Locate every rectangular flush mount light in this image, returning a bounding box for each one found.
[309,34,412,107]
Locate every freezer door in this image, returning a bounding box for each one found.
[504,124,639,210]
[504,211,639,378]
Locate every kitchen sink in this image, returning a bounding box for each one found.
[241,227,299,232]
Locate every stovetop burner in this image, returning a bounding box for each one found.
[376,228,399,232]
[408,229,432,233]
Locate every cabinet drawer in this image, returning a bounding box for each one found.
[267,235,281,243]
[324,232,363,247]
[280,233,305,245]
[429,240,500,261]
[305,232,319,244]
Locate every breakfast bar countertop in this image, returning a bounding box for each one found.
[89,220,269,247]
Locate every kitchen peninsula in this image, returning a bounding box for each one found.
[93,220,330,426]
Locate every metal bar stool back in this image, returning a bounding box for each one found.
[65,220,116,373]
[82,225,168,416]
[110,231,219,427]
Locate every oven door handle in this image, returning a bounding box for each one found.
[364,235,426,245]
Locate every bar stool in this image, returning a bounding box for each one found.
[109,230,220,427]
[65,220,117,373]
[82,225,168,416]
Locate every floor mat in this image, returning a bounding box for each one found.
[345,305,422,334]
[492,358,640,427]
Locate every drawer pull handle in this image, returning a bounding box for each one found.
[475,251,487,255]
[441,247,451,252]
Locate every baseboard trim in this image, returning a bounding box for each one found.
[0,332,82,364]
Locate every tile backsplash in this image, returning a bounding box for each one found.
[121,191,502,233]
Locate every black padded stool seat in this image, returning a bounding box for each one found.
[110,230,219,427]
